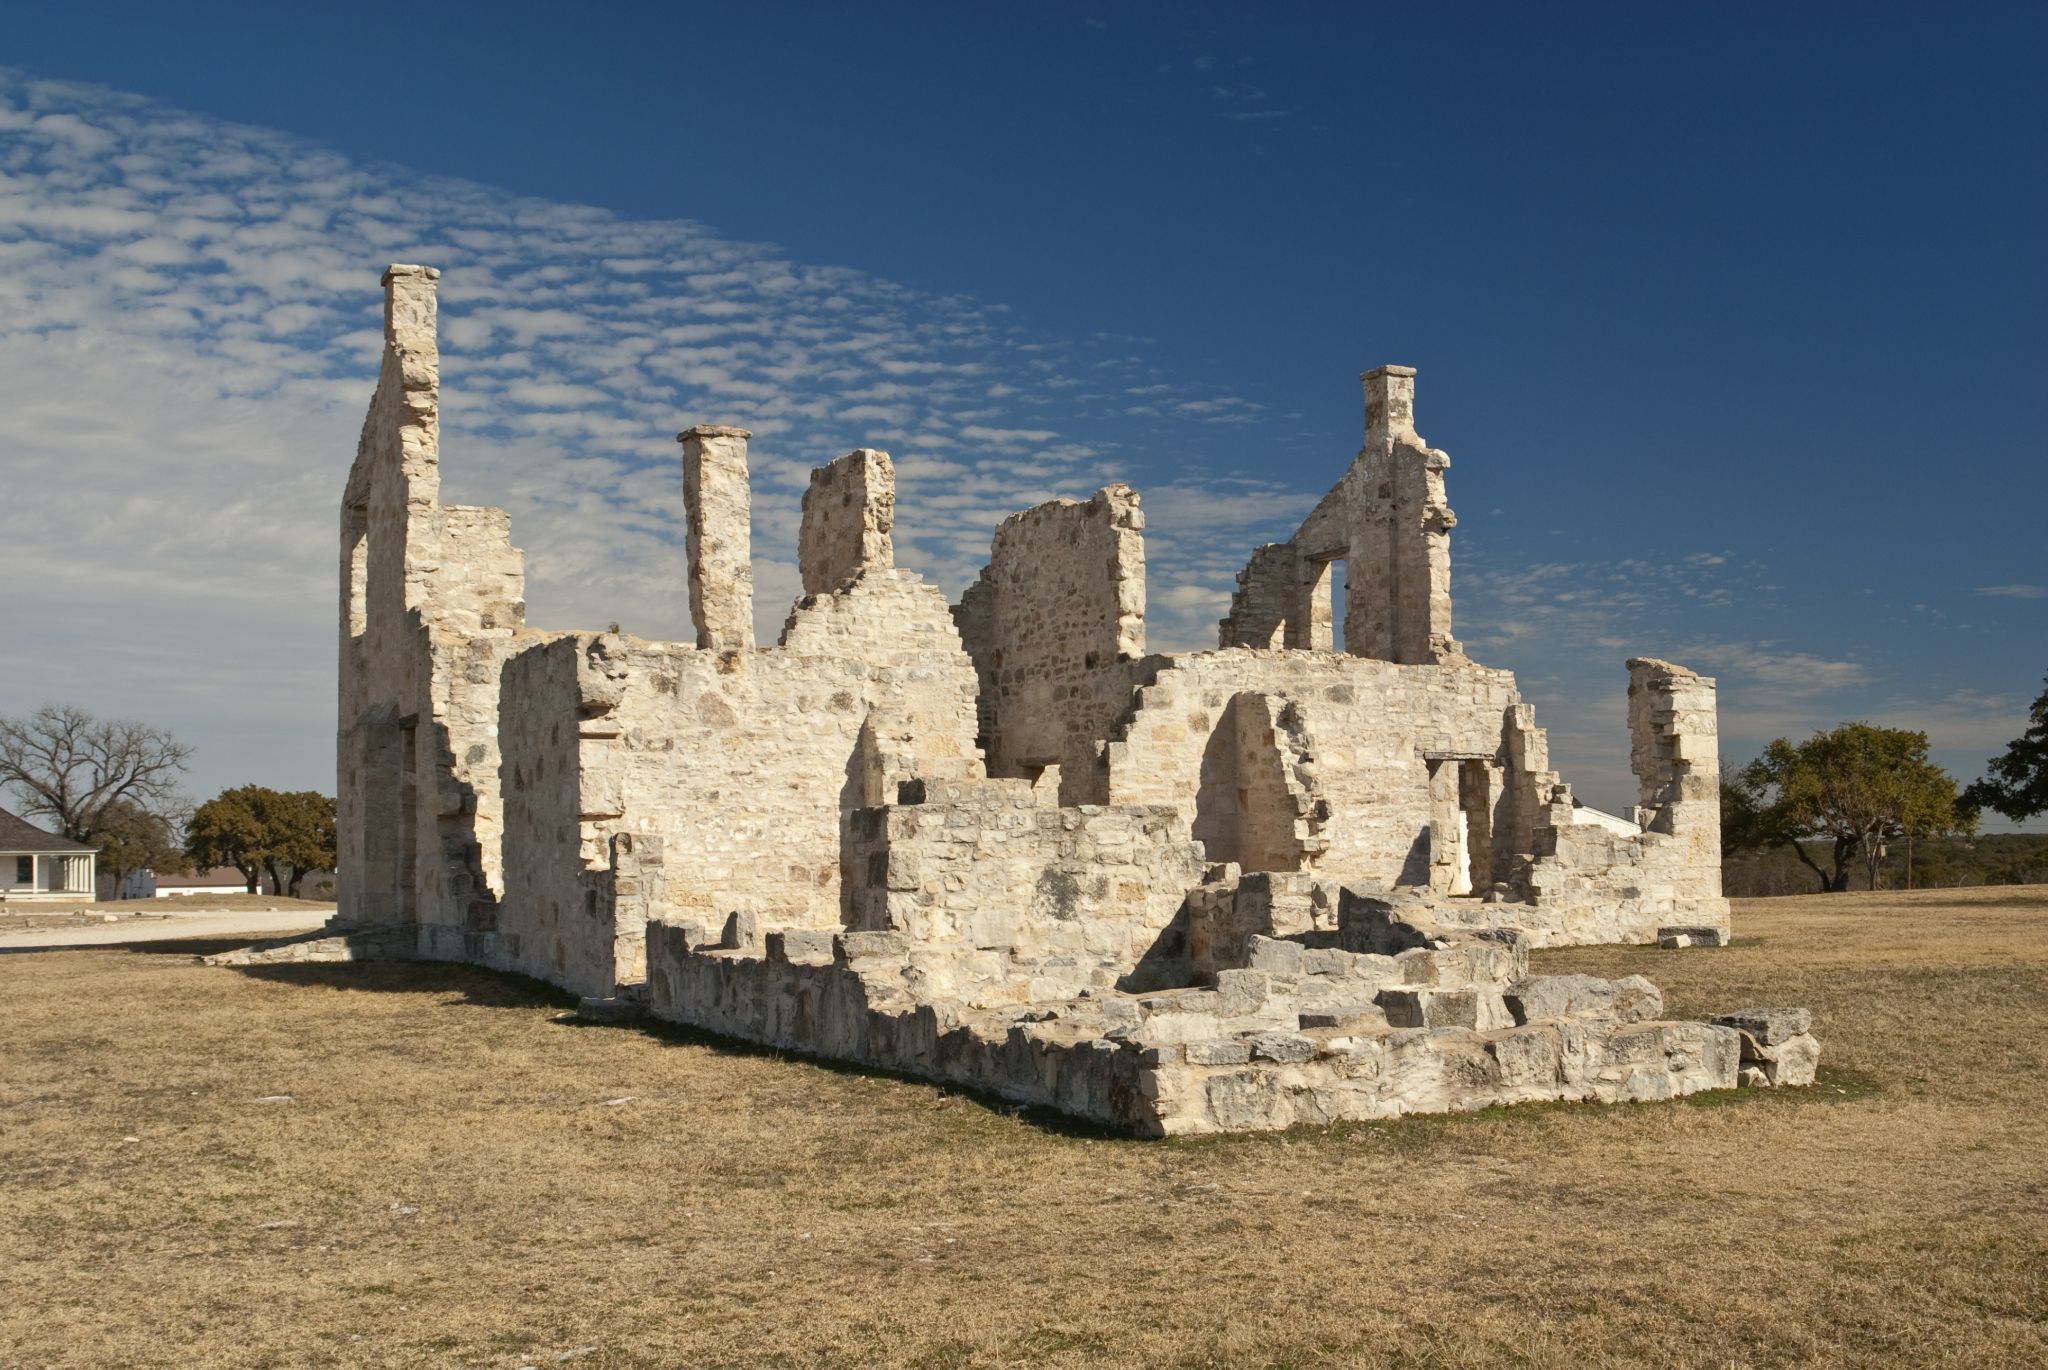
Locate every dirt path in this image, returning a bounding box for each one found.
[0,906,331,951]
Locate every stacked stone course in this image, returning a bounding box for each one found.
[290,265,1810,1134]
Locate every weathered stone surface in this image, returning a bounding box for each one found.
[290,265,1806,1135]
[1712,1008,1813,1045]
[1506,974,1663,1026]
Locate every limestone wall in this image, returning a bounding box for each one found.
[338,265,526,950]
[956,485,1147,797]
[679,425,754,650]
[642,915,1756,1136]
[841,775,1206,1003]
[799,448,894,594]
[1104,650,1528,889]
[1217,366,1458,665]
[493,571,983,996]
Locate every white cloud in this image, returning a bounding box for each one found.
[1975,584,2048,600]
[0,67,1327,803]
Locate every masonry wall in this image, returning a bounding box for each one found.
[841,776,1207,1003]
[1104,650,1528,893]
[494,570,983,996]
[799,448,894,594]
[955,485,1148,799]
[338,265,528,952]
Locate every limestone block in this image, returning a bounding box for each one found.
[1187,1039,1252,1065]
[1711,1007,1811,1045]
[1248,1032,1316,1064]
[1505,974,1663,1025]
[1378,988,1479,1029]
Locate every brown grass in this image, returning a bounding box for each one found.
[2,887,2044,1369]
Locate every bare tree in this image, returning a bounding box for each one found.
[0,704,193,844]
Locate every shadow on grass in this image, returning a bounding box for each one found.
[224,959,579,1011]
[553,1011,1138,1142]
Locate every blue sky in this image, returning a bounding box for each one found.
[1,2,2042,824]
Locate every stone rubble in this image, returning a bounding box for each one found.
[244,265,1820,1134]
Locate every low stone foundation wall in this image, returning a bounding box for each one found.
[643,915,1798,1137]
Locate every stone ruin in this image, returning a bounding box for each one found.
[228,264,1820,1134]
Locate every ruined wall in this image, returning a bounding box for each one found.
[799,448,894,594]
[338,265,527,950]
[1217,367,1457,664]
[841,776,1206,1003]
[494,571,983,996]
[641,913,1761,1136]
[1105,651,1525,893]
[1502,659,1729,944]
[1189,693,1326,873]
[1218,544,1300,650]
[1346,366,1459,665]
[955,485,1147,798]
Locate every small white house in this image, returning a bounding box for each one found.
[0,807,98,903]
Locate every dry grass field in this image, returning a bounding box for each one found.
[3,888,2044,1369]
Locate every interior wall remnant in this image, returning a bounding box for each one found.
[1214,366,1458,665]
[799,448,894,595]
[338,264,530,951]
[1627,657,1723,872]
[953,484,1148,800]
[1193,693,1323,873]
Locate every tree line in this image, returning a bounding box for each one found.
[0,704,335,898]
[1722,673,2048,894]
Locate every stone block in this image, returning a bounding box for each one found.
[1249,1032,1315,1064]
[1505,974,1662,1025]
[1377,988,1479,1029]
[1710,1007,1812,1045]
[1187,1039,1253,1066]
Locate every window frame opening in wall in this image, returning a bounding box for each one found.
[14,855,31,885]
[346,503,369,639]
[1456,758,1494,897]
[1426,752,1495,898]
[1301,554,1343,653]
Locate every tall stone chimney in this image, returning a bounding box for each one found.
[676,425,754,650]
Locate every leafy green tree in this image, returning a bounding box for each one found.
[96,797,193,897]
[1719,771,1768,859]
[1736,724,1970,893]
[1964,674,2048,823]
[186,786,337,897]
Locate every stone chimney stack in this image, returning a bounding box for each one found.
[382,263,440,361]
[677,425,755,650]
[1361,364,1417,442]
